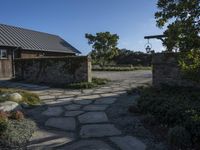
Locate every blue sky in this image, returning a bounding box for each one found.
[0,0,165,54]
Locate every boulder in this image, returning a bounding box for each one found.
[8,93,23,102]
[0,101,22,112]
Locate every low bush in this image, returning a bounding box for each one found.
[137,86,200,148]
[65,78,110,89]
[0,119,36,148]
[141,114,158,126]
[168,126,191,149]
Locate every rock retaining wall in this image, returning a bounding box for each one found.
[152,53,198,88]
[14,56,91,86]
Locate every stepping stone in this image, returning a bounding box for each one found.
[45,117,76,131]
[73,99,92,105]
[110,136,146,150]
[100,93,118,97]
[57,97,73,101]
[80,124,121,138]
[42,107,63,116]
[64,111,84,117]
[64,104,81,110]
[83,105,108,111]
[78,112,108,124]
[76,95,100,100]
[94,97,117,104]
[39,95,55,100]
[27,129,75,150]
[57,140,114,150]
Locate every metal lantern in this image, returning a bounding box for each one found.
[145,39,152,53]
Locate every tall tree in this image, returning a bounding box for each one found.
[155,0,200,52]
[85,32,119,65]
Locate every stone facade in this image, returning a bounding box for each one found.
[14,56,91,86]
[152,53,198,88]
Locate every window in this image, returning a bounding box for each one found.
[0,49,8,59]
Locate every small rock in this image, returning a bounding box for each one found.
[8,93,23,102]
[0,101,22,112]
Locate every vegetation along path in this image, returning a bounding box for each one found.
[0,70,166,150]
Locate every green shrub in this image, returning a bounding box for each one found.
[137,86,200,147]
[141,114,157,126]
[179,50,200,82]
[128,105,141,113]
[0,119,36,148]
[92,77,109,85]
[168,126,191,149]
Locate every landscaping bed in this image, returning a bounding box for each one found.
[129,86,200,150]
[0,88,41,106]
[65,77,110,89]
[0,111,36,149]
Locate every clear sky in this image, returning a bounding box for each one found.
[0,0,166,54]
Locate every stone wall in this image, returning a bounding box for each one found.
[152,53,198,88]
[14,56,91,86]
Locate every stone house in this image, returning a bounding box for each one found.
[0,24,81,78]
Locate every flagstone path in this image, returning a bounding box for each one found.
[0,70,152,150]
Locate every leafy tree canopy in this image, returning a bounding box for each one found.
[155,0,200,52]
[85,32,119,65]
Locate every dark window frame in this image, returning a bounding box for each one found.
[0,49,8,59]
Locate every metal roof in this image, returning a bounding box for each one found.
[0,24,81,54]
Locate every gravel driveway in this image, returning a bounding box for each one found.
[92,70,152,81]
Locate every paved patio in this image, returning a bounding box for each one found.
[0,70,152,150]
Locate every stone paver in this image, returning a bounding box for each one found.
[110,136,146,150]
[58,140,114,150]
[64,104,81,110]
[28,129,75,149]
[80,124,121,138]
[78,112,108,124]
[64,111,84,117]
[42,107,63,116]
[94,97,117,104]
[45,117,76,131]
[83,104,108,111]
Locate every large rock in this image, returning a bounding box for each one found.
[8,93,23,102]
[0,101,22,112]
